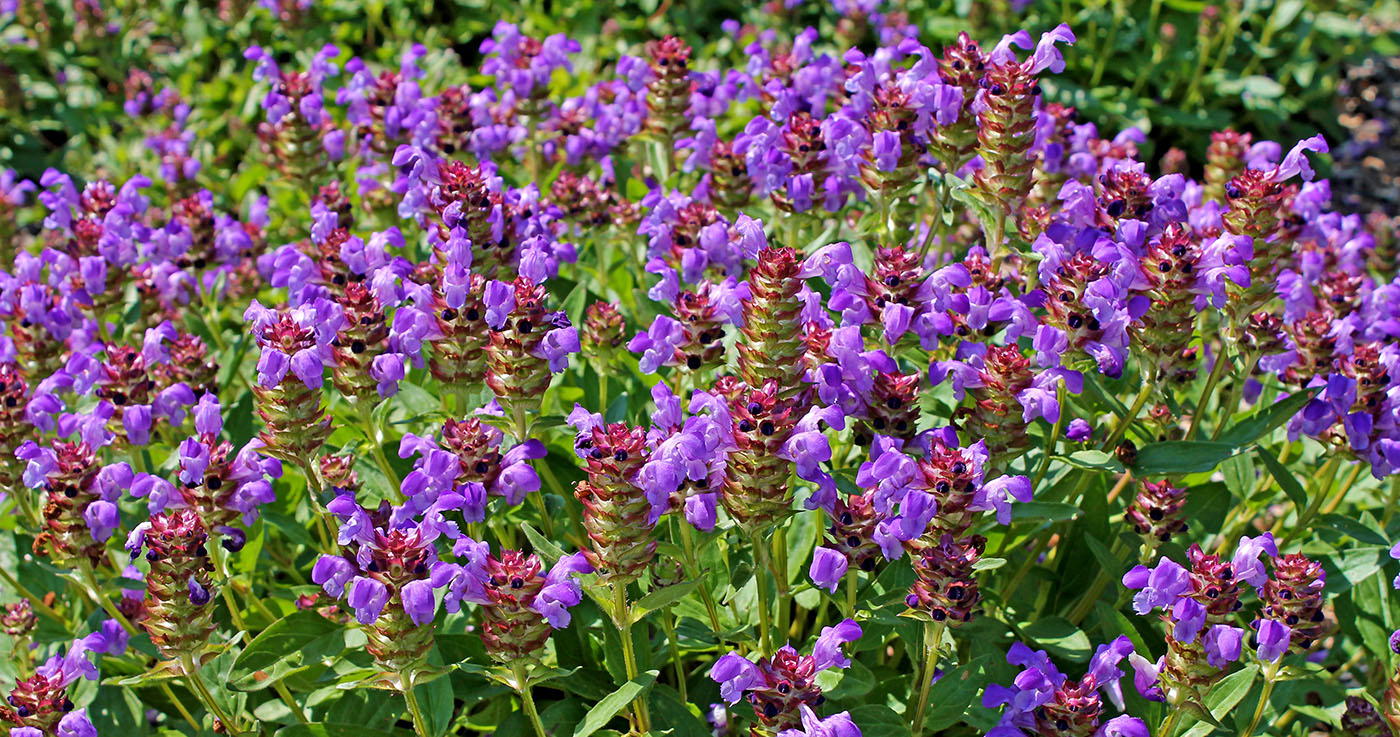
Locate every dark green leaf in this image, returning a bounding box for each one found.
[1021,616,1091,662]
[633,580,702,619]
[1010,502,1083,523]
[574,670,658,737]
[1317,513,1390,546]
[1216,388,1318,447]
[1132,441,1236,476]
[1254,446,1307,508]
[230,609,342,691]
[1060,450,1124,473]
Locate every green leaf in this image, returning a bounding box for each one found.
[1316,513,1390,546]
[521,523,567,564]
[274,724,401,737]
[1060,450,1124,473]
[230,609,342,691]
[1132,441,1236,476]
[573,670,659,737]
[633,579,702,620]
[1180,664,1259,737]
[1010,502,1083,523]
[1022,616,1091,662]
[845,705,911,737]
[1254,445,1307,509]
[971,557,1007,571]
[1216,388,1318,447]
[922,655,996,731]
[1082,534,1122,577]
[415,671,454,737]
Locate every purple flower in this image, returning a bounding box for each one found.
[1065,418,1093,442]
[401,579,438,626]
[1274,135,1328,182]
[1122,558,1190,615]
[56,710,97,737]
[347,576,390,624]
[1026,24,1076,75]
[1097,716,1151,737]
[809,547,849,593]
[972,475,1034,524]
[1127,653,1165,702]
[188,576,212,606]
[483,280,515,329]
[538,325,580,373]
[812,618,863,671]
[532,552,592,628]
[312,556,356,598]
[1255,619,1291,663]
[710,652,760,703]
[1203,624,1243,668]
[776,705,862,737]
[370,353,407,398]
[83,500,120,542]
[628,316,686,374]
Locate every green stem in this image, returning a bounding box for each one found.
[77,559,139,636]
[1280,456,1343,547]
[0,565,65,625]
[1157,702,1184,737]
[210,545,310,725]
[612,583,652,733]
[1185,347,1231,440]
[1209,350,1260,441]
[1383,475,1400,527]
[401,676,431,737]
[512,663,549,737]
[1090,0,1124,86]
[1064,537,1128,624]
[358,402,402,500]
[158,681,202,732]
[181,654,242,737]
[999,533,1051,606]
[771,525,791,644]
[1102,372,1156,450]
[662,608,688,703]
[1241,670,1279,737]
[678,522,724,641]
[750,532,774,656]
[844,570,859,619]
[1032,382,1068,489]
[909,620,946,737]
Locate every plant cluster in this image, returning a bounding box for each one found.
[2,5,1400,737]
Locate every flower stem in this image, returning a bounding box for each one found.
[401,675,431,737]
[1032,382,1068,488]
[750,531,774,656]
[357,402,402,500]
[677,521,724,641]
[1209,349,1260,441]
[662,608,688,703]
[1102,371,1156,451]
[909,620,945,737]
[1157,703,1184,737]
[1186,346,1231,440]
[158,681,201,732]
[844,570,859,619]
[0,565,65,625]
[181,654,242,737]
[1279,456,1343,547]
[77,559,139,636]
[771,525,791,644]
[612,583,652,733]
[510,663,549,737]
[1241,676,1278,737]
